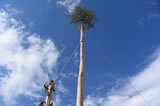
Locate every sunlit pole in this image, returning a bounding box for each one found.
[45,81,54,106]
[76,23,84,106]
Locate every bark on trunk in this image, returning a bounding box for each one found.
[76,24,84,106]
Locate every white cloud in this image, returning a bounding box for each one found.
[47,0,51,3]
[53,95,62,106]
[66,104,72,106]
[61,72,78,79]
[96,85,105,91]
[73,51,79,66]
[0,9,60,105]
[4,4,23,16]
[148,13,160,19]
[84,47,160,106]
[56,80,69,93]
[57,0,81,12]
[84,95,105,106]
[137,18,144,26]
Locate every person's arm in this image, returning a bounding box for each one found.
[44,83,48,89]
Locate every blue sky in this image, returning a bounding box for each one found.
[0,0,160,106]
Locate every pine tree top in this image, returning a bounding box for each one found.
[68,5,97,31]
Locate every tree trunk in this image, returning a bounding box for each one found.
[76,24,84,106]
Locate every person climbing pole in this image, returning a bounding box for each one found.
[49,80,55,91]
[44,80,55,106]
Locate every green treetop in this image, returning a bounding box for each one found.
[68,5,97,30]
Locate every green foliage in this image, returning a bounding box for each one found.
[68,5,97,30]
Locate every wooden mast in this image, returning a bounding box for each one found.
[76,23,84,106]
[45,81,54,106]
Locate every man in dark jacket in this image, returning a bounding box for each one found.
[44,83,49,95]
[49,102,53,106]
[39,100,45,106]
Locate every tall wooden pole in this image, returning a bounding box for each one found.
[76,23,84,106]
[45,81,54,106]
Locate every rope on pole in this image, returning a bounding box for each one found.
[36,43,80,106]
[54,42,80,81]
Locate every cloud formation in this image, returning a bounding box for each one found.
[148,13,160,19]
[0,9,59,105]
[152,0,160,6]
[4,4,23,16]
[57,0,81,12]
[84,48,160,106]
[53,95,62,106]
[56,80,69,93]
[137,18,144,26]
